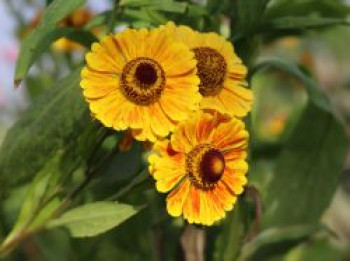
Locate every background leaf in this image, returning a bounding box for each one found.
[48,202,143,237]
[229,0,271,64]
[238,225,320,261]
[14,0,85,84]
[0,68,90,200]
[252,60,348,227]
[259,16,350,41]
[265,0,350,20]
[213,198,250,261]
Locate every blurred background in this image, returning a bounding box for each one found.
[1,0,350,260]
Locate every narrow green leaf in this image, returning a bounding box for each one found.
[120,0,171,8]
[29,198,61,230]
[229,0,271,64]
[121,0,188,13]
[15,0,85,84]
[253,60,348,227]
[48,202,143,237]
[84,11,111,29]
[237,225,320,261]
[261,16,350,36]
[1,152,63,249]
[0,68,89,200]
[19,28,95,69]
[214,198,249,261]
[285,237,345,261]
[147,2,187,13]
[58,28,98,48]
[265,0,350,20]
[187,4,207,17]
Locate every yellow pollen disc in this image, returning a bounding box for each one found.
[120,57,165,106]
[192,47,227,96]
[211,157,225,175]
[186,144,225,189]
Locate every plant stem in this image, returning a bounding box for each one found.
[108,0,121,33]
[107,169,149,201]
[0,130,115,256]
[180,223,206,261]
[244,186,262,242]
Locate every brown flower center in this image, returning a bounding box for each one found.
[120,57,165,106]
[192,47,227,96]
[186,144,225,189]
[135,63,158,86]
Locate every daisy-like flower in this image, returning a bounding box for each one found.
[81,28,201,142]
[162,22,253,117]
[148,112,248,225]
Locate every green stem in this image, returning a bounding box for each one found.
[0,129,114,256]
[108,0,121,33]
[107,169,149,201]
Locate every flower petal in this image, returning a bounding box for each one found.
[166,179,190,217]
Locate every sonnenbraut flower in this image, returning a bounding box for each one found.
[148,112,249,225]
[162,22,253,117]
[81,28,201,142]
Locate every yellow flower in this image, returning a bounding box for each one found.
[162,22,253,117]
[81,28,201,142]
[148,112,249,225]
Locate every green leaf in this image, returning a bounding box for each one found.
[0,68,89,200]
[58,28,98,48]
[20,27,96,70]
[48,202,144,237]
[146,2,187,13]
[266,0,350,20]
[121,0,188,12]
[285,237,345,261]
[229,0,271,64]
[187,5,207,17]
[15,0,85,84]
[260,16,350,38]
[214,198,249,261]
[230,0,271,33]
[237,225,320,261]
[266,16,350,30]
[0,153,63,252]
[46,0,54,5]
[253,60,348,227]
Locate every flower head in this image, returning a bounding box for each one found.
[81,28,201,142]
[148,112,249,225]
[162,22,253,117]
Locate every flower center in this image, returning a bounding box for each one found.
[135,63,158,86]
[192,47,227,96]
[120,57,165,106]
[186,144,225,189]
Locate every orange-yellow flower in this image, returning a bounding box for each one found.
[162,22,253,117]
[81,28,201,142]
[148,112,249,225]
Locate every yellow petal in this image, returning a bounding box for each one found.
[166,179,190,217]
[183,185,201,224]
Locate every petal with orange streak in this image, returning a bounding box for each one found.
[166,179,190,217]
